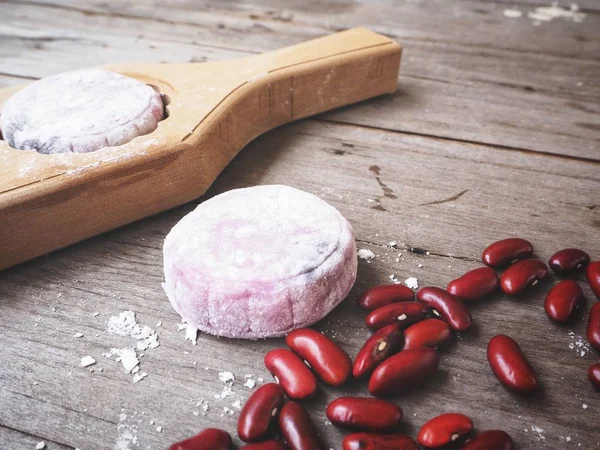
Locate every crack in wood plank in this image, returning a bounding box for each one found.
[420,189,469,206]
[318,119,600,165]
[0,424,76,450]
[355,238,479,262]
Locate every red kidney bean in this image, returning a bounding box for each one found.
[357,284,415,310]
[589,363,600,390]
[416,287,472,332]
[278,402,323,450]
[587,303,600,351]
[168,428,231,450]
[549,248,590,274]
[240,441,288,450]
[264,349,317,400]
[487,335,537,393]
[365,302,429,330]
[482,238,533,268]
[417,413,473,448]
[368,348,440,397]
[353,324,403,379]
[461,430,513,450]
[238,383,284,442]
[326,397,403,431]
[544,280,583,323]
[447,267,499,301]
[499,259,548,295]
[403,318,452,351]
[285,328,352,387]
[587,261,600,298]
[342,433,419,450]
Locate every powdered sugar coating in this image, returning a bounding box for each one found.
[0,69,163,154]
[163,185,357,339]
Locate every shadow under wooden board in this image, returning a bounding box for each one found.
[0,117,598,450]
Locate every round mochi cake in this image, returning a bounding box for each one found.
[0,69,163,154]
[162,185,357,339]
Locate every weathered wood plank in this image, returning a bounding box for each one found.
[0,426,73,450]
[1,119,599,449]
[0,2,598,160]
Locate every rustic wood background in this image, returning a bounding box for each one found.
[0,1,598,449]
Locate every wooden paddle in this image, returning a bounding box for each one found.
[0,27,401,270]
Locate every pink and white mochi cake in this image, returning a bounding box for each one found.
[162,185,357,339]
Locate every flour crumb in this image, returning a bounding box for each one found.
[530,425,545,441]
[582,403,588,409]
[389,274,401,284]
[219,371,235,384]
[357,248,375,261]
[80,356,96,367]
[35,441,45,450]
[119,349,139,374]
[93,312,100,317]
[74,332,84,338]
[388,241,398,248]
[528,3,586,23]
[244,378,256,389]
[156,426,162,433]
[418,264,423,268]
[504,9,523,18]
[405,277,419,290]
[232,400,242,410]
[156,321,162,327]
[133,372,148,384]
[185,324,198,345]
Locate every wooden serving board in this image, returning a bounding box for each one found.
[0,27,401,270]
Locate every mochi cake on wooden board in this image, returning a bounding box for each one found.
[0,27,401,270]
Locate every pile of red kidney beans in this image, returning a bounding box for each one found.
[169,238,600,450]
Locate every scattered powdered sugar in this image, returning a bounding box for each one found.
[529,425,546,441]
[567,331,591,357]
[103,311,159,382]
[405,277,419,290]
[357,248,375,261]
[218,371,235,384]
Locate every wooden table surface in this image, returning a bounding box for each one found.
[1,1,599,449]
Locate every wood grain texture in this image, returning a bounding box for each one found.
[0,1,598,159]
[1,1,599,449]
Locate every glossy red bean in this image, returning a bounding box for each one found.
[544,280,583,323]
[587,303,600,351]
[357,284,415,310]
[286,328,352,387]
[326,397,403,431]
[238,383,284,442]
[482,238,533,268]
[368,348,440,397]
[417,413,473,448]
[240,441,288,450]
[549,248,590,274]
[342,433,419,450]
[365,302,429,330]
[278,402,323,450]
[500,259,548,295]
[461,430,513,450]
[353,324,403,379]
[264,349,317,400]
[168,428,231,450]
[403,318,452,350]
[487,335,537,393]
[447,267,499,301]
[416,287,472,332]
[589,363,600,390]
[587,261,600,298]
